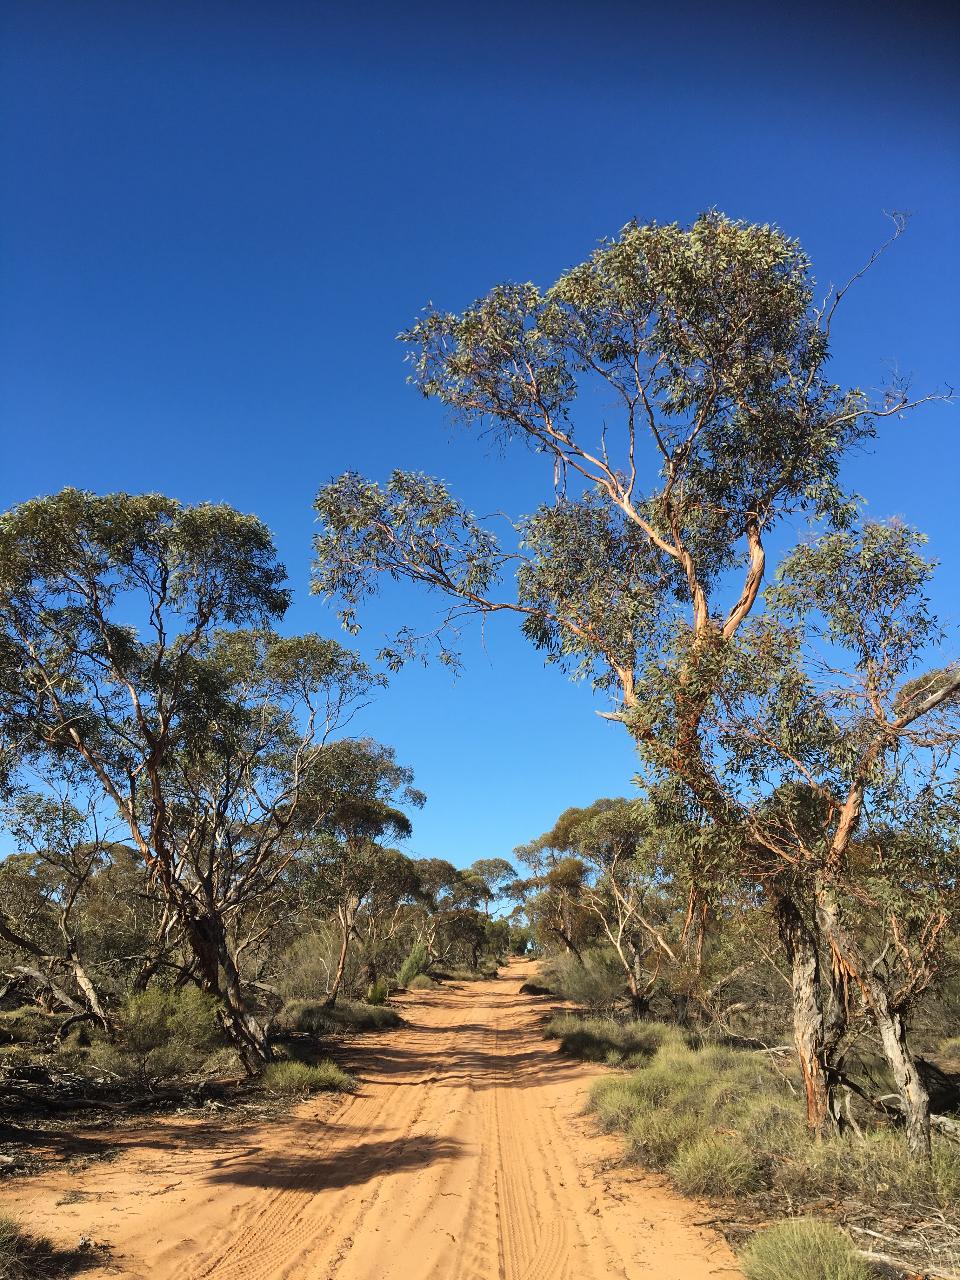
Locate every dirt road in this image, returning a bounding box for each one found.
[2,962,740,1279]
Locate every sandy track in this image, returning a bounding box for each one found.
[2,961,740,1279]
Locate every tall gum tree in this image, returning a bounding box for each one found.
[312,213,953,1138]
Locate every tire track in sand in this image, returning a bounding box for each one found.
[1,962,742,1280]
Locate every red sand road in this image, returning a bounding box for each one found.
[1,961,742,1279]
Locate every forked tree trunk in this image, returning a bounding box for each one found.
[184,910,271,1074]
[774,892,836,1136]
[815,883,932,1158]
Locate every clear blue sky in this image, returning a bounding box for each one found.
[1,0,957,867]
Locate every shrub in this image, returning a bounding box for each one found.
[0,1213,85,1280]
[0,1216,31,1280]
[590,1076,649,1132]
[775,1128,960,1213]
[278,928,358,1000]
[544,1013,687,1065]
[0,1007,57,1046]
[274,998,400,1038]
[93,986,222,1087]
[540,948,624,1011]
[365,979,390,1005]
[627,1111,701,1172]
[261,1059,357,1095]
[407,974,436,990]
[396,943,428,989]
[740,1219,873,1280]
[628,1109,703,1168]
[434,966,494,982]
[668,1134,763,1197]
[739,1096,807,1150]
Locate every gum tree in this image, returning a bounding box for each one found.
[720,521,960,1154]
[517,798,682,1015]
[303,737,423,1007]
[0,489,379,1071]
[312,213,950,1135]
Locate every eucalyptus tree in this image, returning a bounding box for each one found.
[518,798,685,1014]
[407,856,464,962]
[710,520,960,1153]
[0,791,140,1030]
[515,847,593,963]
[465,857,517,917]
[312,213,951,1137]
[0,489,380,1071]
[303,737,423,1007]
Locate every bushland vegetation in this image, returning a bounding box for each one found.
[1,211,957,1275]
[311,212,959,1273]
[0,491,520,1137]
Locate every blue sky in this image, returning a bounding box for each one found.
[1,0,957,867]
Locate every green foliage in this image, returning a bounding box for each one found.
[396,941,428,988]
[275,998,400,1036]
[0,1007,57,1045]
[668,1134,763,1197]
[540,949,625,1011]
[95,986,222,1087]
[261,1059,357,1095]
[544,1013,687,1065]
[740,1220,873,1280]
[581,1017,960,1220]
[313,214,878,683]
[775,1129,960,1212]
[365,979,390,1005]
[278,929,353,1000]
[627,1108,703,1166]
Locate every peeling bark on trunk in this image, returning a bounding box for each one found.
[774,892,834,1136]
[324,901,356,1010]
[184,910,271,1075]
[816,883,932,1159]
[69,954,111,1034]
[875,997,932,1159]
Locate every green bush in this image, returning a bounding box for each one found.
[434,965,495,982]
[93,986,222,1087]
[274,998,400,1037]
[668,1134,764,1197]
[396,942,428,989]
[0,1007,57,1046]
[740,1219,873,1280]
[540,948,624,1011]
[407,973,436,990]
[277,928,358,1000]
[261,1059,357,1095]
[576,1006,960,1229]
[628,1108,703,1167]
[544,1013,687,1064]
[775,1128,960,1212]
[739,1096,808,1149]
[365,979,391,1005]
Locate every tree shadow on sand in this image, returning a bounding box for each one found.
[203,1132,463,1192]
